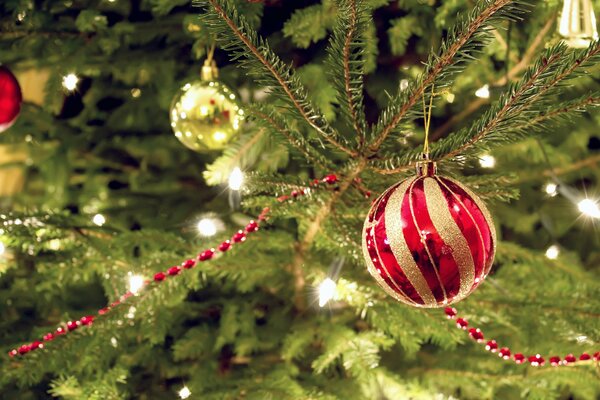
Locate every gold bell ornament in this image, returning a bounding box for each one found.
[558,0,599,48]
[170,55,244,152]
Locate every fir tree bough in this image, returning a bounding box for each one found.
[0,0,599,399]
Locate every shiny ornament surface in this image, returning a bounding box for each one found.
[362,160,496,307]
[0,66,22,132]
[558,0,599,48]
[170,70,243,151]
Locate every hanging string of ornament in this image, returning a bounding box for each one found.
[8,171,598,367]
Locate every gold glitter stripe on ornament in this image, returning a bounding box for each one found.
[434,177,488,281]
[386,177,437,306]
[362,186,416,305]
[408,177,448,304]
[423,178,475,301]
[444,177,497,274]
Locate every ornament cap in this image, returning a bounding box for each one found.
[201,59,219,81]
[415,153,437,177]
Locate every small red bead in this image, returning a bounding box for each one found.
[18,345,30,355]
[514,353,526,364]
[167,266,181,276]
[182,259,196,269]
[312,179,320,186]
[154,272,166,282]
[277,195,290,202]
[528,354,545,367]
[198,249,215,261]
[98,307,109,315]
[579,353,591,361]
[456,318,468,329]
[30,341,43,350]
[365,191,371,198]
[218,240,231,252]
[245,220,259,233]
[232,230,246,243]
[67,321,79,331]
[549,356,561,366]
[8,349,17,357]
[121,292,133,300]
[110,300,120,307]
[499,347,511,360]
[564,354,576,364]
[468,328,484,342]
[444,307,457,318]
[323,174,338,184]
[485,340,498,352]
[43,333,54,341]
[291,190,299,198]
[80,316,94,326]
[56,327,66,335]
[593,351,600,361]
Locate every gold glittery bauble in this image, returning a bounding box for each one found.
[170,64,243,151]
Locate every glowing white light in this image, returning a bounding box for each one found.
[228,167,243,191]
[400,79,409,91]
[578,198,600,219]
[128,275,145,294]
[130,88,141,98]
[318,278,337,307]
[213,131,226,141]
[92,213,106,226]
[545,245,560,260]
[544,183,558,197]
[479,154,496,168]
[0,241,5,255]
[446,93,456,103]
[178,386,191,399]
[475,84,490,99]
[197,218,218,237]
[62,73,79,91]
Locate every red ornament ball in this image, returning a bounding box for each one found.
[362,160,496,307]
[0,66,22,132]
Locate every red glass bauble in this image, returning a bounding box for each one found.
[0,66,22,132]
[362,159,496,307]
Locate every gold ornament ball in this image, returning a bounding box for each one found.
[170,79,244,151]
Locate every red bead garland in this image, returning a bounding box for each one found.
[445,309,597,368]
[8,173,599,369]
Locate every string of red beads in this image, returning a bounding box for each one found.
[8,175,338,358]
[444,307,599,367]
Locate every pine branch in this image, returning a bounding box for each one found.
[431,14,556,140]
[198,0,357,156]
[368,0,526,152]
[327,0,368,144]
[371,41,600,174]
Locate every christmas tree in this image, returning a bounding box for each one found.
[1,0,599,398]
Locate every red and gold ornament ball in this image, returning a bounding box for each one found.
[362,159,496,307]
[0,66,22,133]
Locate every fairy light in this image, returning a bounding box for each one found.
[400,79,409,91]
[128,274,145,295]
[544,182,558,197]
[318,278,337,307]
[545,245,560,260]
[0,241,5,255]
[197,218,217,237]
[577,198,600,219]
[62,73,79,91]
[479,154,496,168]
[446,92,456,103]
[228,167,243,191]
[92,213,106,226]
[475,84,490,99]
[178,386,191,399]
